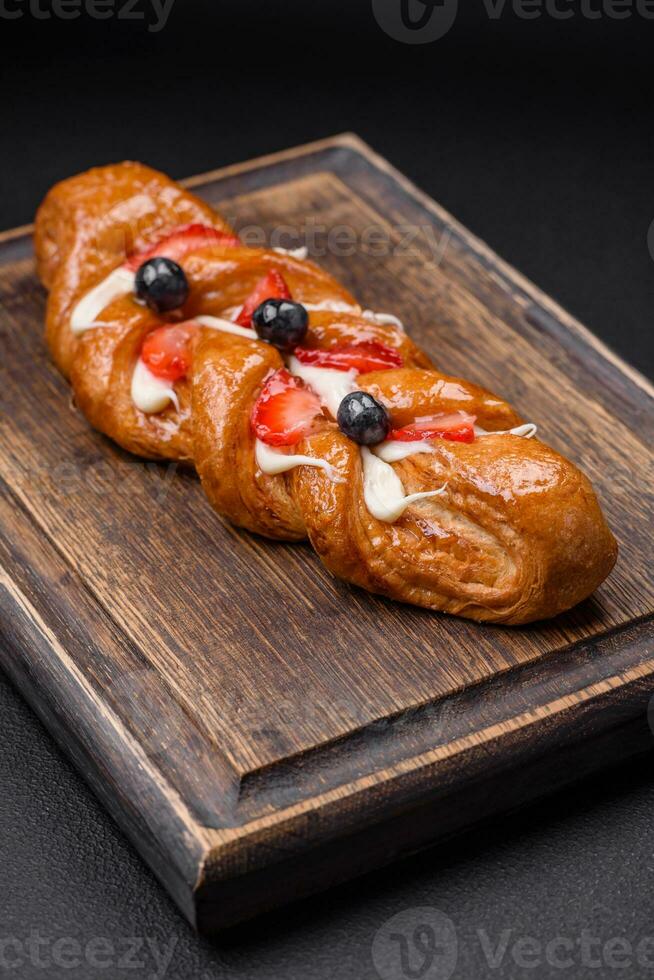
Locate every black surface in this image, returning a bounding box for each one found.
[1,2,654,978]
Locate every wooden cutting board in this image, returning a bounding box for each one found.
[1,134,652,932]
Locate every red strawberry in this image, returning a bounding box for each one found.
[293,341,402,373]
[126,224,240,270]
[251,368,322,446]
[141,322,198,382]
[235,270,291,327]
[390,412,476,443]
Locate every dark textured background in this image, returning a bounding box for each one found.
[1,1,654,977]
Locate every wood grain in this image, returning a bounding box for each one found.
[0,134,652,930]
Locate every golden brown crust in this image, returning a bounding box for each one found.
[35,161,232,377]
[70,298,195,462]
[34,162,618,624]
[359,368,523,429]
[183,249,357,319]
[304,312,432,369]
[288,431,616,624]
[192,331,305,540]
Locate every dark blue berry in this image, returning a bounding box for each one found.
[337,391,390,445]
[252,299,308,351]
[135,257,189,314]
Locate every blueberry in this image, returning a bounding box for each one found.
[135,257,189,314]
[252,299,308,351]
[337,391,390,445]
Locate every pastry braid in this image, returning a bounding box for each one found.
[35,162,617,624]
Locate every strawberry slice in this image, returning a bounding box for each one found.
[390,412,477,443]
[126,224,240,270]
[141,322,198,382]
[235,270,291,327]
[294,340,402,373]
[251,368,322,447]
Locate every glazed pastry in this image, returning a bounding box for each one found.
[35,162,617,624]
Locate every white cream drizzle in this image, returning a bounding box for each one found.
[372,423,537,463]
[361,447,446,523]
[194,314,257,340]
[70,266,136,334]
[362,309,405,332]
[272,246,309,260]
[131,358,179,414]
[255,439,341,481]
[130,316,257,416]
[475,423,537,439]
[300,302,405,333]
[286,356,357,419]
[302,300,361,314]
[373,440,435,463]
[367,423,536,519]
